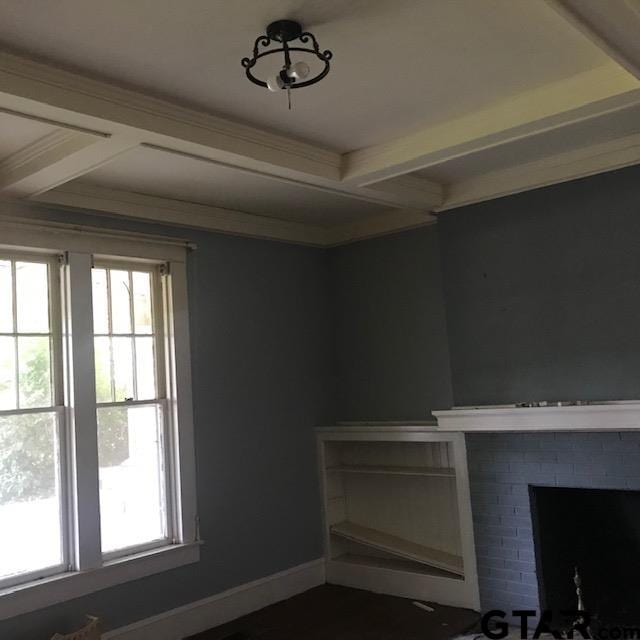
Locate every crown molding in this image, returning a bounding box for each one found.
[324,209,436,247]
[29,183,440,248]
[439,131,640,211]
[32,183,330,246]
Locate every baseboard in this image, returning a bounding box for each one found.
[103,558,325,640]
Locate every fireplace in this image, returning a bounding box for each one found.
[530,485,640,627]
[433,405,640,623]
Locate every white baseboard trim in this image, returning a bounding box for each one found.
[103,558,325,640]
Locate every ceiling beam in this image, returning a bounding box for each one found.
[340,63,640,186]
[0,51,339,181]
[545,0,640,80]
[32,182,330,246]
[140,143,443,212]
[438,131,640,211]
[0,130,137,197]
[32,182,436,248]
[0,50,442,211]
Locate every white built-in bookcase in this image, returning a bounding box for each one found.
[316,425,480,611]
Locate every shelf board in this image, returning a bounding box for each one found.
[330,521,464,576]
[326,464,455,478]
[332,553,463,580]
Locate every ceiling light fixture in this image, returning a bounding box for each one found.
[241,20,333,109]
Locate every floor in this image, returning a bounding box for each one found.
[187,584,479,640]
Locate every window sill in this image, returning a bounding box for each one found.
[0,541,201,621]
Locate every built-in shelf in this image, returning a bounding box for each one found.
[326,464,455,478]
[317,427,479,609]
[330,521,464,576]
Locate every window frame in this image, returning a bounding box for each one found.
[0,251,69,591]
[0,218,199,621]
[92,259,174,559]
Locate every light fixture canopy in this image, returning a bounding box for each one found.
[241,20,333,92]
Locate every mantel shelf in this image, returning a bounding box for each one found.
[330,521,464,576]
[326,464,455,478]
[433,402,640,432]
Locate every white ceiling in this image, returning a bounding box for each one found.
[76,146,389,226]
[1,1,639,245]
[0,0,611,152]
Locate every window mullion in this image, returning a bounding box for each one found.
[64,252,102,570]
[129,270,138,401]
[11,260,19,410]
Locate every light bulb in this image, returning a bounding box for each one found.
[288,61,310,81]
[266,74,284,92]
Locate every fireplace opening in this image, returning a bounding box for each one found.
[530,485,640,627]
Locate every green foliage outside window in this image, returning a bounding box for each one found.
[0,339,129,504]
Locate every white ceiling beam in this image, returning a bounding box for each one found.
[439,131,640,211]
[545,0,640,80]
[0,51,441,211]
[361,175,443,211]
[0,130,137,197]
[141,143,442,213]
[32,182,330,246]
[0,51,339,181]
[341,63,640,186]
[32,182,435,248]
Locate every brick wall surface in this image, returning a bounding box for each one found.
[466,432,640,615]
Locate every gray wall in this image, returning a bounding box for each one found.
[0,209,334,639]
[330,165,640,413]
[7,163,640,635]
[330,226,453,421]
[439,165,640,406]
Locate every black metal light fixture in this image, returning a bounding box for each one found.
[241,20,333,107]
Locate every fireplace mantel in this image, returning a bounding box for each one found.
[433,402,640,432]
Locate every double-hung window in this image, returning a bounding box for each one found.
[92,263,169,555]
[0,255,65,587]
[0,220,197,619]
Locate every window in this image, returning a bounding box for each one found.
[0,222,197,618]
[0,255,65,586]
[92,265,168,554]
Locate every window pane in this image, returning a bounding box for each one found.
[0,337,16,410]
[0,260,12,333]
[18,336,52,409]
[94,336,112,403]
[98,405,166,552]
[0,412,63,580]
[92,269,109,334]
[110,270,132,334]
[16,262,49,333]
[112,337,133,402]
[133,272,153,334]
[135,337,156,400]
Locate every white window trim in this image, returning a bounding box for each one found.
[0,543,201,620]
[0,216,200,620]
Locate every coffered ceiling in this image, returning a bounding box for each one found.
[0,0,639,246]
